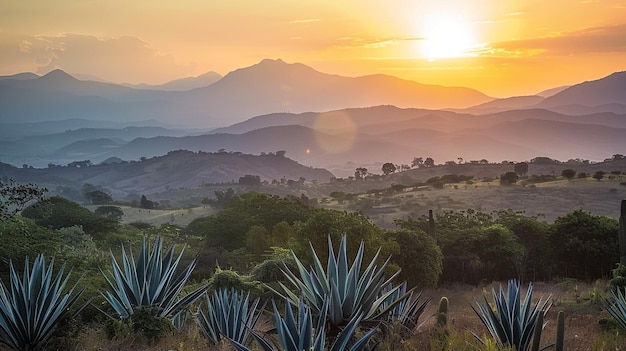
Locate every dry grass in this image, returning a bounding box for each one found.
[69,281,626,351]
[117,205,215,226]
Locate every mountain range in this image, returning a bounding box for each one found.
[0,59,494,128]
[0,60,625,179]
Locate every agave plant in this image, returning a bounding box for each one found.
[273,235,413,327]
[605,287,626,329]
[229,298,377,351]
[379,282,430,332]
[0,255,84,350]
[471,279,551,351]
[195,288,264,346]
[100,236,208,321]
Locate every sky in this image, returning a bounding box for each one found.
[1,0,625,97]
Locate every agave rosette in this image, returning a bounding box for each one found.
[195,288,264,345]
[273,235,414,326]
[471,279,551,351]
[100,236,208,320]
[0,255,84,350]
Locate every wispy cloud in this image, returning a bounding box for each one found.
[337,37,424,49]
[289,19,320,24]
[1,33,194,83]
[481,24,626,57]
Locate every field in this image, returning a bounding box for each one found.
[73,163,626,350]
[69,280,625,351]
[116,205,215,226]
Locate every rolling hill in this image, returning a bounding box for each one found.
[0,150,334,195]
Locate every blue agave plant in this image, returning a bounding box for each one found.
[471,279,551,351]
[100,236,209,321]
[0,255,84,350]
[228,298,377,351]
[273,235,414,327]
[379,282,430,331]
[605,287,626,329]
[195,288,264,346]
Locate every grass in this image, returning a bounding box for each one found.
[68,280,626,351]
[108,174,626,228]
[116,205,215,226]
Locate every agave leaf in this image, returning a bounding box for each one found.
[100,236,209,323]
[472,279,551,351]
[274,234,419,334]
[605,287,626,329]
[0,255,83,350]
[195,288,263,346]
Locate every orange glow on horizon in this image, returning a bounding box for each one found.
[0,0,625,97]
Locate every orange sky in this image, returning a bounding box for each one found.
[1,0,625,97]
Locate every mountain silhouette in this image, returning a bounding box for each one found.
[539,71,626,112]
[0,60,492,127]
[125,71,222,91]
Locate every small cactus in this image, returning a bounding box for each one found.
[428,209,436,239]
[437,296,448,327]
[555,311,565,351]
[618,200,626,266]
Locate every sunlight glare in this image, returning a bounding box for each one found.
[421,12,474,60]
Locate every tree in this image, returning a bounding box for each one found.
[354,167,368,181]
[476,224,524,281]
[292,208,383,264]
[140,195,156,209]
[187,192,313,250]
[424,157,435,167]
[21,196,118,235]
[500,172,519,185]
[411,157,424,168]
[530,157,557,164]
[382,162,397,175]
[494,210,551,281]
[94,205,124,221]
[561,169,576,180]
[384,229,443,288]
[245,225,272,258]
[514,162,529,176]
[85,190,113,205]
[0,178,47,221]
[397,209,495,284]
[550,210,618,280]
[239,174,261,187]
[593,171,605,181]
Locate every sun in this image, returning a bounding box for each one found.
[421,12,474,60]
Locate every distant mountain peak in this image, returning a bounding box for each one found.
[539,70,626,109]
[259,58,286,65]
[40,69,78,82]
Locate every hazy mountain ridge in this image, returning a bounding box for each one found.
[0,59,492,128]
[0,150,334,195]
[3,104,626,177]
[124,71,222,91]
[1,63,625,180]
[539,71,626,108]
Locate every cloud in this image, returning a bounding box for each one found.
[484,24,626,57]
[0,33,194,83]
[289,19,321,24]
[337,36,424,50]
